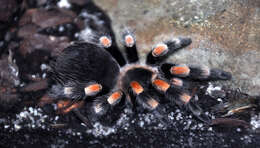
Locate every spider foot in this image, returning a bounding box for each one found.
[135,92,170,125]
[187,97,211,123]
[89,90,124,121]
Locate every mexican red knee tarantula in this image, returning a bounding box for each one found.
[48,29,232,127]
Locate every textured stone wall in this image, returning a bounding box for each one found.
[94,0,260,95]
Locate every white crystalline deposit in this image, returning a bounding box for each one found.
[57,0,71,8]
[206,83,221,96]
[251,113,260,130]
[7,107,56,131]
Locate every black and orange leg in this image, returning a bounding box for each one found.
[89,90,124,121]
[56,100,93,128]
[99,35,126,66]
[122,30,139,63]
[146,37,192,65]
[59,81,103,113]
[128,81,169,123]
[48,81,103,102]
[152,78,211,123]
[170,77,192,90]
[160,63,232,81]
[54,83,106,127]
[47,81,103,127]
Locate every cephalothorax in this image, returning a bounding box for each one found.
[48,29,232,127]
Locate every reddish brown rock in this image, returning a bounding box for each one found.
[19,34,70,57]
[19,8,83,29]
[0,0,18,23]
[18,23,39,38]
[17,7,84,57]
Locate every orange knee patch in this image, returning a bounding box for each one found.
[170,66,190,76]
[130,81,144,94]
[147,98,159,109]
[99,36,112,48]
[107,91,123,105]
[180,94,191,104]
[84,83,102,96]
[152,79,170,92]
[125,35,135,47]
[152,44,168,57]
[57,100,84,114]
[171,78,183,86]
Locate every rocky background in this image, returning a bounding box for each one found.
[94,0,260,96]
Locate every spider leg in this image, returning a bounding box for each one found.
[170,77,193,90]
[99,35,127,66]
[72,108,93,128]
[54,89,124,127]
[89,95,110,121]
[47,81,103,127]
[55,100,93,127]
[160,63,232,81]
[152,78,211,123]
[56,100,84,114]
[137,91,169,124]
[122,29,139,63]
[49,81,103,101]
[89,90,125,121]
[46,80,103,117]
[146,37,192,65]
[187,95,211,123]
[128,81,169,124]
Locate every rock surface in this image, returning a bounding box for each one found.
[94,0,260,95]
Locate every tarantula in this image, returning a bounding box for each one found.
[47,29,232,127]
